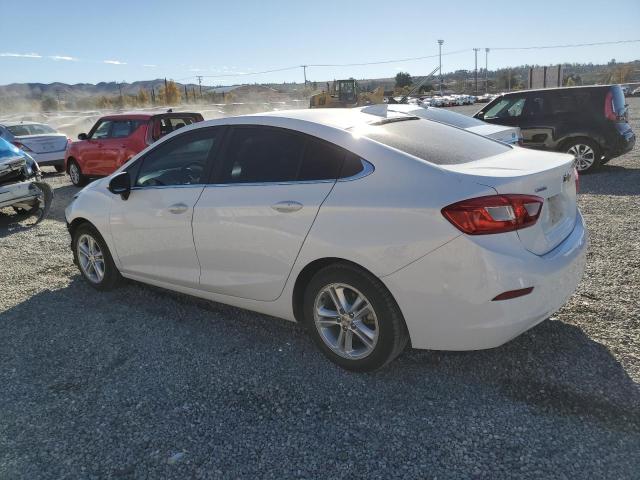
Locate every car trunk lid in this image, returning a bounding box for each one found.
[442,148,578,255]
[15,134,68,153]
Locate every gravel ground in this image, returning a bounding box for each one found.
[1,99,639,479]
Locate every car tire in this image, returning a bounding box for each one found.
[68,160,88,187]
[303,263,409,372]
[563,138,602,173]
[72,223,122,291]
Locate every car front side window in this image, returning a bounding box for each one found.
[91,121,113,139]
[135,128,218,188]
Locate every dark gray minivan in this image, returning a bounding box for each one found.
[474,85,635,172]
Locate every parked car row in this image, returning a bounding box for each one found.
[421,94,477,107]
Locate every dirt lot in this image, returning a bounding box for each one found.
[1,99,639,479]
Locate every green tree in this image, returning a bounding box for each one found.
[395,72,412,88]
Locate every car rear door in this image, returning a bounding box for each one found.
[108,127,221,287]
[192,126,344,301]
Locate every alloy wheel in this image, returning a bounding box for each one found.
[567,144,595,171]
[69,163,80,185]
[313,283,379,360]
[77,233,105,283]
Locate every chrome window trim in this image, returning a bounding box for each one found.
[204,159,374,188]
[130,184,206,191]
[337,159,375,182]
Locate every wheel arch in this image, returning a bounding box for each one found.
[291,257,398,324]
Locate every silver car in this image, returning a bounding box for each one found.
[0,121,68,172]
[386,104,522,145]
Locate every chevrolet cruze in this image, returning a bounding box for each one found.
[65,106,587,371]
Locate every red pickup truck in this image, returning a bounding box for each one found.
[65,111,204,186]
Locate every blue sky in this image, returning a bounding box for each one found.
[1,0,639,86]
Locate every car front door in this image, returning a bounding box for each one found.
[82,120,113,174]
[192,126,345,301]
[108,127,221,287]
[100,120,142,174]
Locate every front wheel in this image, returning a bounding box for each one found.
[72,224,122,290]
[565,139,601,172]
[303,263,409,371]
[68,160,88,187]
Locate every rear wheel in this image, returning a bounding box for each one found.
[68,160,88,187]
[303,263,408,371]
[72,224,122,290]
[564,138,601,172]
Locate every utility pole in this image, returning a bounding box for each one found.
[437,40,444,94]
[485,48,490,94]
[196,75,203,98]
[302,65,308,85]
[473,48,479,95]
[508,68,511,91]
[118,82,123,106]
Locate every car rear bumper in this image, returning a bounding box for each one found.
[381,212,587,350]
[604,131,635,159]
[30,151,65,166]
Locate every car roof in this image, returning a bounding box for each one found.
[0,121,46,127]
[500,85,613,96]
[241,107,415,130]
[99,113,155,121]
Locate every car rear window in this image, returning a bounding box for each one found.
[7,123,56,136]
[358,118,509,165]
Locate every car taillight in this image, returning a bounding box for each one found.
[604,91,616,121]
[12,141,32,152]
[574,167,579,193]
[442,194,544,235]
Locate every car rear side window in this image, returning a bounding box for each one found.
[361,118,509,165]
[219,127,306,184]
[111,120,144,138]
[298,139,345,181]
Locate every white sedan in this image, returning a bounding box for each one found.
[66,107,587,371]
[0,121,69,171]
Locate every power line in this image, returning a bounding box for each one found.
[490,39,640,51]
[173,39,640,83]
[306,49,470,67]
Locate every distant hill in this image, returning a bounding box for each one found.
[0,79,200,100]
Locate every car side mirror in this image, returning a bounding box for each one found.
[78,133,88,140]
[108,171,131,200]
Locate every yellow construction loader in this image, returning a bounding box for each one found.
[309,79,384,108]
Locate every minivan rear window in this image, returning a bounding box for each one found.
[358,118,509,165]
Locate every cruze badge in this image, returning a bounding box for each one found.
[562,172,572,183]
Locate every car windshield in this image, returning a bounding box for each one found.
[355,118,509,165]
[7,123,57,136]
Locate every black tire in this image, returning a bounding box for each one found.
[563,138,602,173]
[68,159,88,187]
[303,263,409,372]
[72,223,122,291]
[54,165,65,173]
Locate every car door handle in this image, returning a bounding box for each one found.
[271,200,303,213]
[168,203,189,214]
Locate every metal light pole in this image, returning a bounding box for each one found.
[485,48,490,94]
[473,48,479,95]
[438,39,444,94]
